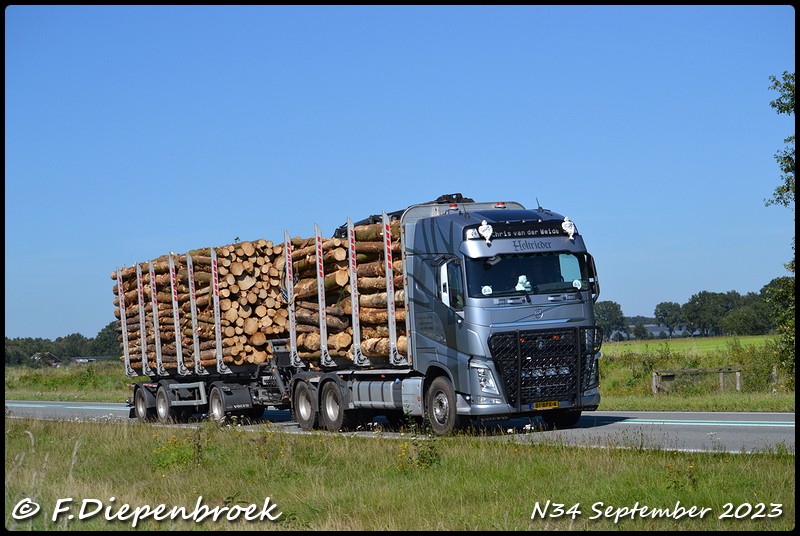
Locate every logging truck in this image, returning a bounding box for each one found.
[114,193,602,434]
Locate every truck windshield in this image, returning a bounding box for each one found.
[464,252,589,298]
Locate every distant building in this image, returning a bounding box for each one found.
[69,355,115,364]
[30,352,63,368]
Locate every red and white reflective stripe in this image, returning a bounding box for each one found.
[135,264,152,376]
[186,252,205,374]
[168,254,185,374]
[284,229,298,364]
[347,218,364,365]
[382,212,398,361]
[149,261,164,374]
[210,248,227,372]
[117,268,132,375]
[315,224,329,364]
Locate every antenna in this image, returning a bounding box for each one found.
[536,197,543,211]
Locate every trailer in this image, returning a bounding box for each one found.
[116,194,602,434]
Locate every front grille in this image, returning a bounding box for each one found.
[488,326,602,409]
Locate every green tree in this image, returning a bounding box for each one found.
[594,301,626,341]
[53,333,91,358]
[682,291,729,337]
[766,71,795,213]
[90,321,122,356]
[765,275,795,380]
[721,302,772,335]
[654,301,683,337]
[632,322,649,340]
[765,71,795,378]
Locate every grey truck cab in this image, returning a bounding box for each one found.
[398,194,602,433]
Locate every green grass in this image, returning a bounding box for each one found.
[601,335,770,358]
[4,417,795,531]
[4,361,147,403]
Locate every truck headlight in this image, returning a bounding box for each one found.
[471,364,500,396]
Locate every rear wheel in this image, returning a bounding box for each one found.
[293,381,318,431]
[134,387,155,422]
[155,385,177,423]
[320,381,358,432]
[208,386,226,423]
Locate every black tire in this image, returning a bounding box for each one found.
[541,410,582,430]
[208,386,227,423]
[134,387,155,422]
[155,385,178,423]
[425,376,462,435]
[319,381,358,432]
[293,381,318,431]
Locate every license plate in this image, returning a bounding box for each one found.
[532,401,559,410]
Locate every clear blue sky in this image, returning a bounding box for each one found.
[5,5,795,340]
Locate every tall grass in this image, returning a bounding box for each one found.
[4,361,145,402]
[599,335,793,408]
[4,417,795,531]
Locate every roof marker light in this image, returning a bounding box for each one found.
[495,201,507,208]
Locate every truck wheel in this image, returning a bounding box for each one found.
[208,386,227,423]
[425,376,462,435]
[134,387,155,422]
[542,410,582,430]
[155,385,177,423]
[293,381,318,431]
[320,381,357,432]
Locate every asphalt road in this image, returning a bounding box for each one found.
[4,400,794,454]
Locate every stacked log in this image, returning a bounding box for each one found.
[286,220,407,363]
[112,239,286,371]
[112,220,407,373]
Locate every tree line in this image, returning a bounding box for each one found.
[594,277,794,342]
[5,322,119,366]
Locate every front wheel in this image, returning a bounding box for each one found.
[425,376,462,435]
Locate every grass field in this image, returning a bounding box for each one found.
[601,335,769,358]
[4,417,795,531]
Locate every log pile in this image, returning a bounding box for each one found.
[112,240,286,371]
[112,220,407,373]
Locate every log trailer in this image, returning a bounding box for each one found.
[120,194,603,434]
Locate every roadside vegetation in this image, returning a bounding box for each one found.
[5,417,794,531]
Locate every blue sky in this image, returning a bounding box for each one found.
[5,5,795,340]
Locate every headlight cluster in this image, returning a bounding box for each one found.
[475,366,500,395]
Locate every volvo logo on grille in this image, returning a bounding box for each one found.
[536,339,547,351]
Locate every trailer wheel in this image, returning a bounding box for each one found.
[542,410,582,430]
[425,376,462,435]
[319,381,357,432]
[134,387,155,422]
[208,386,226,423]
[293,381,318,431]
[155,385,178,423]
